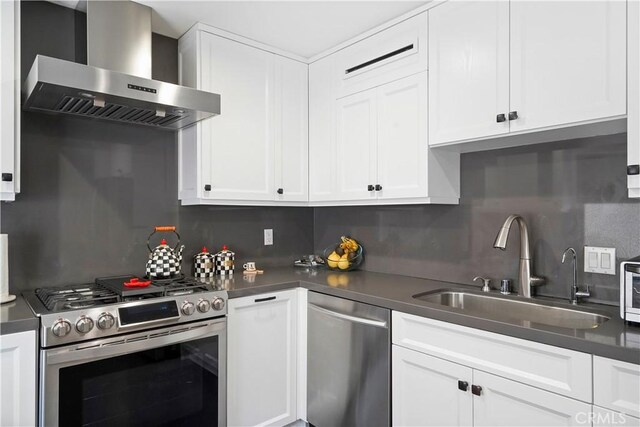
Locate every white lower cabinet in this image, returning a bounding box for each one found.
[392,311,601,427]
[592,406,640,427]
[393,345,473,427]
[0,330,36,427]
[227,289,304,427]
[594,356,640,419]
[473,371,590,427]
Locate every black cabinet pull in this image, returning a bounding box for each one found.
[345,44,414,75]
[375,184,383,191]
[458,380,469,392]
[508,111,518,120]
[204,184,212,191]
[277,188,284,195]
[367,185,375,192]
[496,114,506,123]
[472,385,482,396]
[254,296,276,303]
[628,165,640,175]
[1,173,13,182]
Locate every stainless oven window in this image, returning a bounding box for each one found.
[58,335,218,426]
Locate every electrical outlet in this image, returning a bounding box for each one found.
[584,246,616,275]
[264,229,273,246]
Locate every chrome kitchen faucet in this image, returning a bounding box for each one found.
[562,247,591,305]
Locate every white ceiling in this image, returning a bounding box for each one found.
[135,1,428,59]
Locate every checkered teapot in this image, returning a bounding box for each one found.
[145,226,185,279]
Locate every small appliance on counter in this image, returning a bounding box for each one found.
[194,247,215,278]
[145,226,185,279]
[294,255,325,268]
[214,245,235,275]
[621,256,640,324]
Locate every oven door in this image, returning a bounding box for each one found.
[40,318,226,427]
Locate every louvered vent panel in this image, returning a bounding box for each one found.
[54,96,182,127]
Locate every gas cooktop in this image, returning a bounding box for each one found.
[23,275,228,347]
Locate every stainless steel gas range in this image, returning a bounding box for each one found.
[23,275,227,427]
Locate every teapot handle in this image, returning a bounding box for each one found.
[147,226,181,252]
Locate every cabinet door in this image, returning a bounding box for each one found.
[473,370,591,427]
[199,32,275,200]
[309,56,337,202]
[335,89,377,201]
[510,1,626,133]
[428,0,509,145]
[392,345,473,427]
[592,406,640,427]
[629,0,640,198]
[275,57,308,202]
[594,356,640,419]
[0,0,20,201]
[377,72,427,200]
[227,290,298,427]
[0,331,36,427]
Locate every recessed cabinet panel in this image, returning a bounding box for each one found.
[275,57,308,202]
[377,73,427,199]
[393,345,473,427]
[428,0,509,145]
[510,0,627,133]
[198,32,275,201]
[473,371,591,427]
[335,89,378,201]
[594,356,640,419]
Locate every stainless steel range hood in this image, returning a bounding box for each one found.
[22,1,220,130]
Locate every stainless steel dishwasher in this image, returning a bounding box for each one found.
[307,292,390,427]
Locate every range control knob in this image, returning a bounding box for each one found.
[75,316,94,334]
[182,301,196,316]
[197,299,211,313]
[52,319,72,337]
[97,313,116,330]
[212,297,225,311]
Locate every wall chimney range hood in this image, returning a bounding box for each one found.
[22,1,220,130]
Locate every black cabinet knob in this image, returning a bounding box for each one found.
[204,184,212,191]
[628,165,640,175]
[458,380,469,392]
[496,114,506,123]
[472,385,483,396]
[375,184,382,191]
[367,185,375,192]
[508,111,518,120]
[1,173,13,182]
[277,188,284,195]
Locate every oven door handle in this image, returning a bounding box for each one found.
[45,320,225,366]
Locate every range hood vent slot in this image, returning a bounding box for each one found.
[53,95,183,127]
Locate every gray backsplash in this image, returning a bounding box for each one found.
[2,2,638,306]
[314,134,640,304]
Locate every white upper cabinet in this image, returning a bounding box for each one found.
[198,32,275,201]
[178,27,308,206]
[0,0,20,202]
[429,0,627,149]
[629,0,640,198]
[333,13,427,99]
[428,0,510,145]
[275,57,308,202]
[509,0,627,133]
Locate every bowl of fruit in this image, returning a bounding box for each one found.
[323,236,363,271]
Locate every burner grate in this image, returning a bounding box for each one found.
[36,284,119,312]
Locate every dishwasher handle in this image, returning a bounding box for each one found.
[308,303,388,328]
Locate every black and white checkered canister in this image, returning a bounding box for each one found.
[194,247,215,278]
[214,246,235,276]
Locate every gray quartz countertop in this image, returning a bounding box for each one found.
[0,295,38,335]
[222,267,640,365]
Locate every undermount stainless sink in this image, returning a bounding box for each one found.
[412,290,610,330]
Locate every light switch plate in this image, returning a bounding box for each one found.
[584,246,616,275]
[264,229,273,246]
